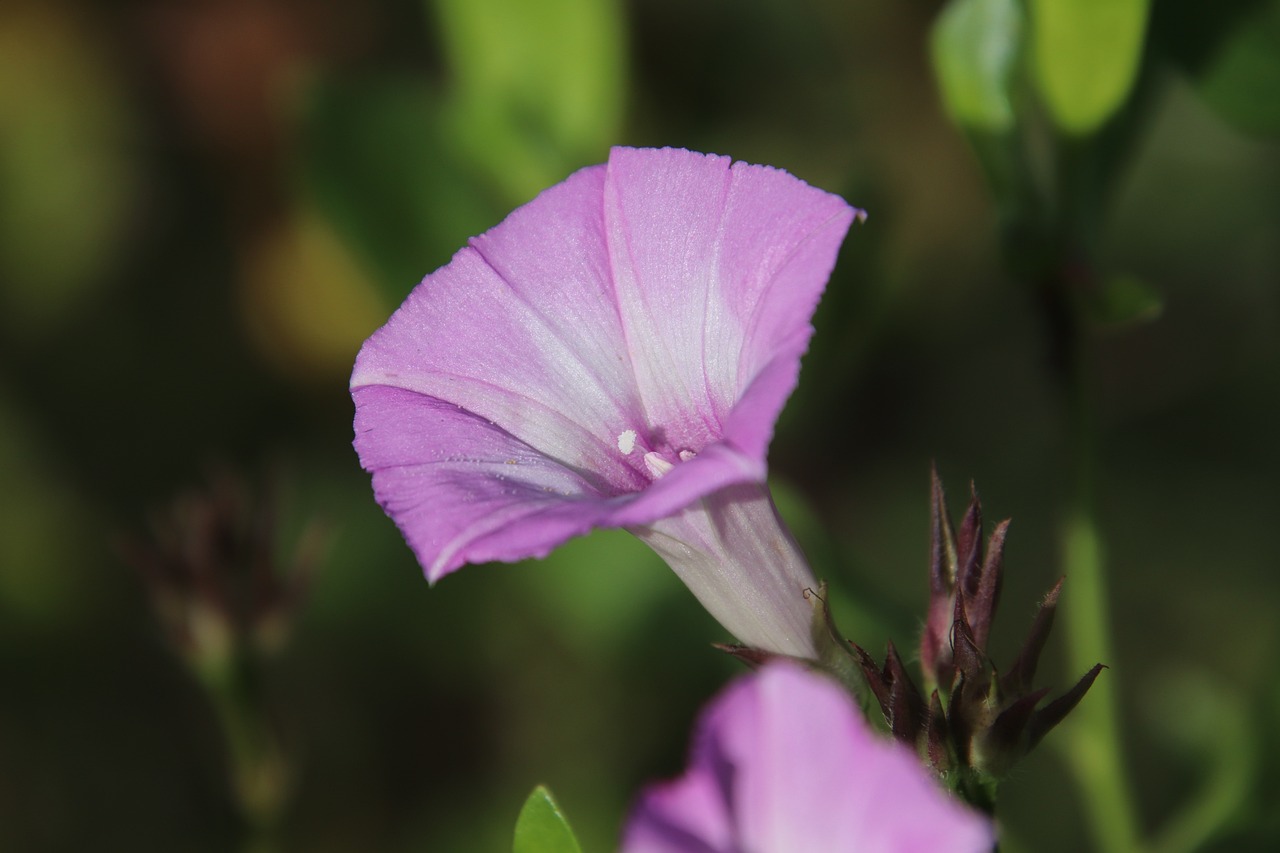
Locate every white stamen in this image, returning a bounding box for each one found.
[617,429,637,454]
[678,449,697,462]
[644,452,674,479]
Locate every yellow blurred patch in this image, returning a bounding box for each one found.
[0,1,138,340]
[238,205,388,382]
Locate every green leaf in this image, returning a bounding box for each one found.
[930,0,1024,133]
[433,0,627,205]
[1195,0,1280,137]
[1089,274,1163,329]
[0,5,138,340]
[512,786,583,853]
[1029,0,1151,135]
[298,75,499,303]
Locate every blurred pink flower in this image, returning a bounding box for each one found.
[351,147,856,657]
[622,662,995,853]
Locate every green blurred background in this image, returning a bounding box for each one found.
[1,0,1278,850]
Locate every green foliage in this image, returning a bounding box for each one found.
[512,786,584,853]
[931,0,1024,133]
[1088,274,1163,329]
[0,6,137,340]
[1195,0,1280,137]
[301,0,627,302]
[300,76,499,303]
[1029,0,1151,134]
[433,0,626,205]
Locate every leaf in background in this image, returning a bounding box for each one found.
[0,3,138,341]
[237,203,388,379]
[512,786,583,853]
[522,528,672,659]
[1195,0,1280,137]
[1029,0,1151,135]
[930,0,1024,133]
[299,75,500,303]
[433,0,626,206]
[0,390,95,626]
[1088,273,1163,329]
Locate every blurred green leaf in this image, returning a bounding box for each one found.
[512,785,583,853]
[523,527,672,658]
[1143,672,1255,853]
[433,0,626,205]
[1195,0,1280,137]
[0,389,94,625]
[299,76,499,302]
[930,0,1024,133]
[1089,273,1163,329]
[0,5,137,340]
[1029,0,1151,134]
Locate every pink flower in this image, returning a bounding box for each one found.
[622,663,996,853]
[351,147,856,657]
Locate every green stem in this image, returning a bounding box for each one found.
[200,648,287,853]
[1047,258,1144,853]
[1059,509,1142,853]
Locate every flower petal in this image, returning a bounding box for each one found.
[603,147,856,461]
[623,769,733,853]
[623,663,996,853]
[353,385,625,581]
[352,162,649,496]
[352,147,857,601]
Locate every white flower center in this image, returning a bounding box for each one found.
[617,428,698,480]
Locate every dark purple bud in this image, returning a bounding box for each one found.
[1001,577,1064,697]
[930,465,958,590]
[950,597,986,684]
[862,471,1106,790]
[884,641,927,744]
[1028,663,1106,748]
[121,468,324,661]
[847,642,892,713]
[923,467,958,687]
[966,520,1008,653]
[926,689,952,773]
[955,484,984,600]
[976,687,1050,776]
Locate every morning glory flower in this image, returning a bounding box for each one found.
[351,146,856,657]
[622,662,996,853]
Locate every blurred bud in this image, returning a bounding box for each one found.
[121,467,321,838]
[838,468,1102,801]
[121,467,324,670]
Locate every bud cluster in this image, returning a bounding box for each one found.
[850,471,1102,801]
[121,469,323,665]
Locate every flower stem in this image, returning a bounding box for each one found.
[1059,509,1142,853]
[199,647,287,853]
[1044,259,1144,853]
